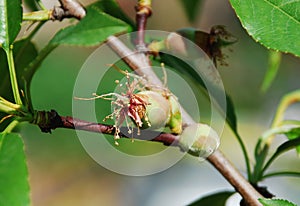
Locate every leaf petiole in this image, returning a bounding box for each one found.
[5,48,23,105]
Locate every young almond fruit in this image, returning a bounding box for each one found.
[136,91,171,129]
[179,123,220,159]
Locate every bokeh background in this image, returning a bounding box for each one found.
[18,0,300,205]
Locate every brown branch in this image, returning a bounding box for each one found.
[52,0,86,21]
[105,35,263,205]
[135,0,152,51]
[33,110,179,147]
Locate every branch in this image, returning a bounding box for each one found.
[33,110,179,146]
[105,35,263,205]
[23,0,86,21]
[135,0,152,50]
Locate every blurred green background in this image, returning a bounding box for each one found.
[18,0,300,205]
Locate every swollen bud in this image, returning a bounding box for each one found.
[137,91,171,129]
[179,123,220,159]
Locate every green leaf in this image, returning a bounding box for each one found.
[188,191,234,206]
[50,2,131,46]
[285,127,300,155]
[178,0,203,23]
[0,0,22,50]
[0,133,30,206]
[229,0,300,57]
[261,50,282,93]
[259,198,297,206]
[93,0,135,29]
[262,136,300,174]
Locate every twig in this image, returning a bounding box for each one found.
[105,35,263,205]
[33,110,179,146]
[135,0,152,51]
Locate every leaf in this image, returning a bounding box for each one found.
[0,0,22,50]
[229,0,300,57]
[0,133,30,206]
[285,127,300,155]
[160,53,238,132]
[263,136,300,173]
[261,50,282,93]
[93,0,135,29]
[259,198,297,206]
[178,0,203,23]
[50,2,131,46]
[188,191,234,206]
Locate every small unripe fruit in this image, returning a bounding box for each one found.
[137,91,171,129]
[179,123,220,158]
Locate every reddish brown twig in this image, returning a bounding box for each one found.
[33,110,179,147]
[135,0,152,51]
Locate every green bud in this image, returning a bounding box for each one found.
[179,123,220,159]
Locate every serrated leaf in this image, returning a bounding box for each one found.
[0,0,22,50]
[178,0,203,23]
[188,191,234,206]
[50,3,131,46]
[229,0,300,57]
[259,198,296,206]
[0,133,30,206]
[261,50,282,93]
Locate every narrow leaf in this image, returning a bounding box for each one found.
[229,0,300,57]
[263,136,300,173]
[188,191,234,206]
[259,198,296,206]
[0,0,22,50]
[261,50,282,93]
[0,133,30,206]
[50,3,131,46]
[273,137,300,160]
[178,0,203,23]
[285,128,300,155]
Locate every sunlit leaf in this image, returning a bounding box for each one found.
[259,198,296,206]
[229,0,300,57]
[50,3,131,46]
[188,191,234,206]
[0,0,22,50]
[261,50,282,93]
[0,133,30,206]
